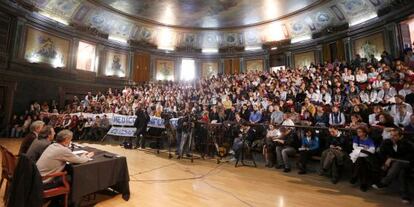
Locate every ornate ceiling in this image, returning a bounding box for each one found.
[93,0,321,29]
[25,0,393,51]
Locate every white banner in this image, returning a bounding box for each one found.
[112,114,136,126]
[61,112,181,129]
[107,126,137,137]
[147,116,165,128]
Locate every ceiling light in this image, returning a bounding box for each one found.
[265,22,286,42]
[202,48,218,53]
[158,27,176,51]
[291,35,312,44]
[108,35,128,44]
[38,11,69,25]
[245,46,262,51]
[271,47,278,50]
[349,13,378,26]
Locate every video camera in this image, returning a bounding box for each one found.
[161,111,176,121]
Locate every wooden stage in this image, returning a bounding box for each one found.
[0,138,403,207]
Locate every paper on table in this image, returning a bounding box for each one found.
[73,150,88,155]
[73,143,85,148]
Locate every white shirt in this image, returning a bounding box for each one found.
[390,103,413,116]
[368,113,379,126]
[266,129,281,139]
[282,119,295,126]
[377,87,397,103]
[311,92,320,103]
[399,89,412,98]
[37,143,90,183]
[321,93,332,105]
[343,74,355,82]
[372,80,384,89]
[394,112,412,127]
[356,74,368,83]
[370,90,379,103]
[360,92,370,104]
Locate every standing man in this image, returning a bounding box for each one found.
[134,103,150,149]
[177,108,194,158]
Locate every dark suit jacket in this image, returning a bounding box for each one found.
[7,154,43,207]
[18,132,37,155]
[379,138,414,166]
[134,110,150,130]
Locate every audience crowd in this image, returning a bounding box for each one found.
[4,49,414,203]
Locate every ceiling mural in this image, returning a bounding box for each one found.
[23,0,394,51]
[94,0,321,28]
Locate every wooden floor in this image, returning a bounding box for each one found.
[0,138,404,207]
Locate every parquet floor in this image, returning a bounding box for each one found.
[0,138,403,207]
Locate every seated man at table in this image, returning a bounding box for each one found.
[18,120,45,155]
[26,125,55,162]
[37,129,94,188]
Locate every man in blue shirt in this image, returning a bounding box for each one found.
[249,105,262,124]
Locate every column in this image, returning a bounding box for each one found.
[195,58,201,79]
[284,51,292,68]
[384,23,400,58]
[128,51,134,79]
[264,54,270,72]
[239,57,244,73]
[315,45,323,64]
[175,57,181,81]
[342,37,352,62]
[150,55,155,81]
[219,58,224,74]
[96,45,105,76]
[68,38,79,71]
[12,17,27,60]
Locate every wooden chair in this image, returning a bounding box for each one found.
[42,171,70,207]
[0,145,17,202]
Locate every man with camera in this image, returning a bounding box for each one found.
[176,108,195,159]
[134,103,150,149]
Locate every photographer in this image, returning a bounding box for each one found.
[176,108,195,158]
[133,103,150,149]
[275,127,298,173]
[231,122,257,161]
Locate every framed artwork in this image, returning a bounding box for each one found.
[245,59,264,73]
[201,62,218,79]
[294,51,315,68]
[353,32,385,60]
[76,41,96,72]
[156,59,175,81]
[24,27,70,68]
[105,50,128,77]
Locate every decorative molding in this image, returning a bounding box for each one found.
[7,0,399,54]
[70,22,108,39]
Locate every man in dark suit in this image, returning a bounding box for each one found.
[26,125,55,162]
[134,104,150,149]
[18,120,44,155]
[404,84,414,106]
[373,128,414,204]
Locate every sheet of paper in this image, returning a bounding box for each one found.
[73,150,88,155]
